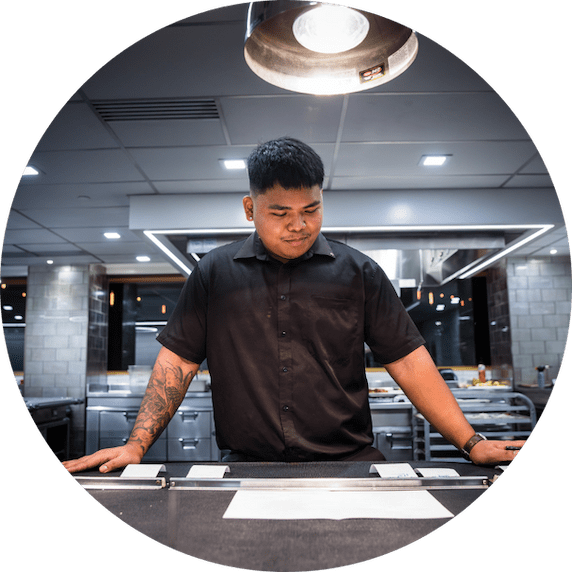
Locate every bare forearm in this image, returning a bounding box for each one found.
[127,347,199,457]
[385,346,474,449]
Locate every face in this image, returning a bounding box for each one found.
[243,183,323,263]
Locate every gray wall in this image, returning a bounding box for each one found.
[23,264,108,457]
[506,255,571,385]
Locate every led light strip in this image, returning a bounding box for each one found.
[144,224,555,278]
[457,224,554,279]
[143,230,193,275]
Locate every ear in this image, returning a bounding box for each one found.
[243,195,254,221]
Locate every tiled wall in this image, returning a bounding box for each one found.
[87,265,109,389]
[506,256,571,385]
[24,264,108,457]
[486,261,513,370]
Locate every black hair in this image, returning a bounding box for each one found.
[247,137,324,196]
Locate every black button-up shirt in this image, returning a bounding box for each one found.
[157,232,424,461]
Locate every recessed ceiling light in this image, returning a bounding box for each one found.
[104,232,121,239]
[3,305,13,311]
[14,315,23,320]
[436,304,445,311]
[46,260,54,265]
[550,249,558,255]
[221,159,246,170]
[421,155,450,167]
[136,255,151,262]
[23,165,40,176]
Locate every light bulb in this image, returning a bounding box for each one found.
[293,5,370,54]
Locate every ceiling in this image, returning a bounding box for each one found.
[2,1,568,278]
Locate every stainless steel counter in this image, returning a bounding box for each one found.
[80,460,500,571]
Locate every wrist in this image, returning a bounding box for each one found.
[460,432,487,461]
[124,438,146,461]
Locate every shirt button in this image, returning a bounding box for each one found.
[280,295,286,301]
[281,331,287,337]
[282,405,289,412]
[282,367,288,372]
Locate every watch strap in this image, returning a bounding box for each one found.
[461,433,487,460]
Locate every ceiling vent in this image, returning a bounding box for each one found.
[92,98,219,121]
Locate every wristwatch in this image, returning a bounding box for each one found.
[460,433,487,461]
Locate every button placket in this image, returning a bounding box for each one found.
[276,265,295,442]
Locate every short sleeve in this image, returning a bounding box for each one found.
[156,265,208,364]
[364,262,425,364]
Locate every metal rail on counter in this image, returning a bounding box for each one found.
[74,476,167,490]
[75,474,489,491]
[169,475,489,491]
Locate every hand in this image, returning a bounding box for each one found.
[469,439,526,465]
[62,443,143,474]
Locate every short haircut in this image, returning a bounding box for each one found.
[247,137,324,196]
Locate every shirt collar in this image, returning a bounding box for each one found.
[234,232,335,262]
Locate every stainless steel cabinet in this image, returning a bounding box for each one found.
[370,401,414,461]
[166,408,212,461]
[86,391,218,462]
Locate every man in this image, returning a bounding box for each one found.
[64,137,524,473]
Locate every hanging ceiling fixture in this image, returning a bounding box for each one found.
[244,1,418,95]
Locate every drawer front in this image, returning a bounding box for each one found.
[169,410,211,438]
[370,410,411,427]
[99,437,167,462]
[167,438,211,461]
[99,410,140,439]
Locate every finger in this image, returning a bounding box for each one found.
[98,448,141,473]
[98,457,125,473]
[63,449,114,473]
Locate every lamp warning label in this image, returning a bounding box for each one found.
[359,63,385,83]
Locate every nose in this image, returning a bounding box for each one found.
[287,212,306,231]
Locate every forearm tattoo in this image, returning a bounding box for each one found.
[128,358,196,455]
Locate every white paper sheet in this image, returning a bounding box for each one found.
[369,463,418,478]
[120,464,165,478]
[222,489,454,520]
[417,467,460,477]
[186,465,230,478]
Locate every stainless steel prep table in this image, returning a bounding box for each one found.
[78,461,500,571]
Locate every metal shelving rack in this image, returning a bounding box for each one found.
[413,390,537,462]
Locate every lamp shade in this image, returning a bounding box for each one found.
[244,1,418,95]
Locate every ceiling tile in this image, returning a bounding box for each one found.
[329,174,509,191]
[12,243,82,254]
[503,175,555,188]
[3,229,67,244]
[221,96,345,145]
[111,118,227,147]
[81,21,277,99]
[73,241,157,256]
[129,145,254,180]
[520,153,549,174]
[35,101,119,151]
[154,179,249,193]
[18,206,129,229]
[5,211,43,231]
[332,141,538,177]
[343,92,528,142]
[54,227,142,243]
[368,35,493,94]
[11,182,154,210]
[24,150,146,184]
